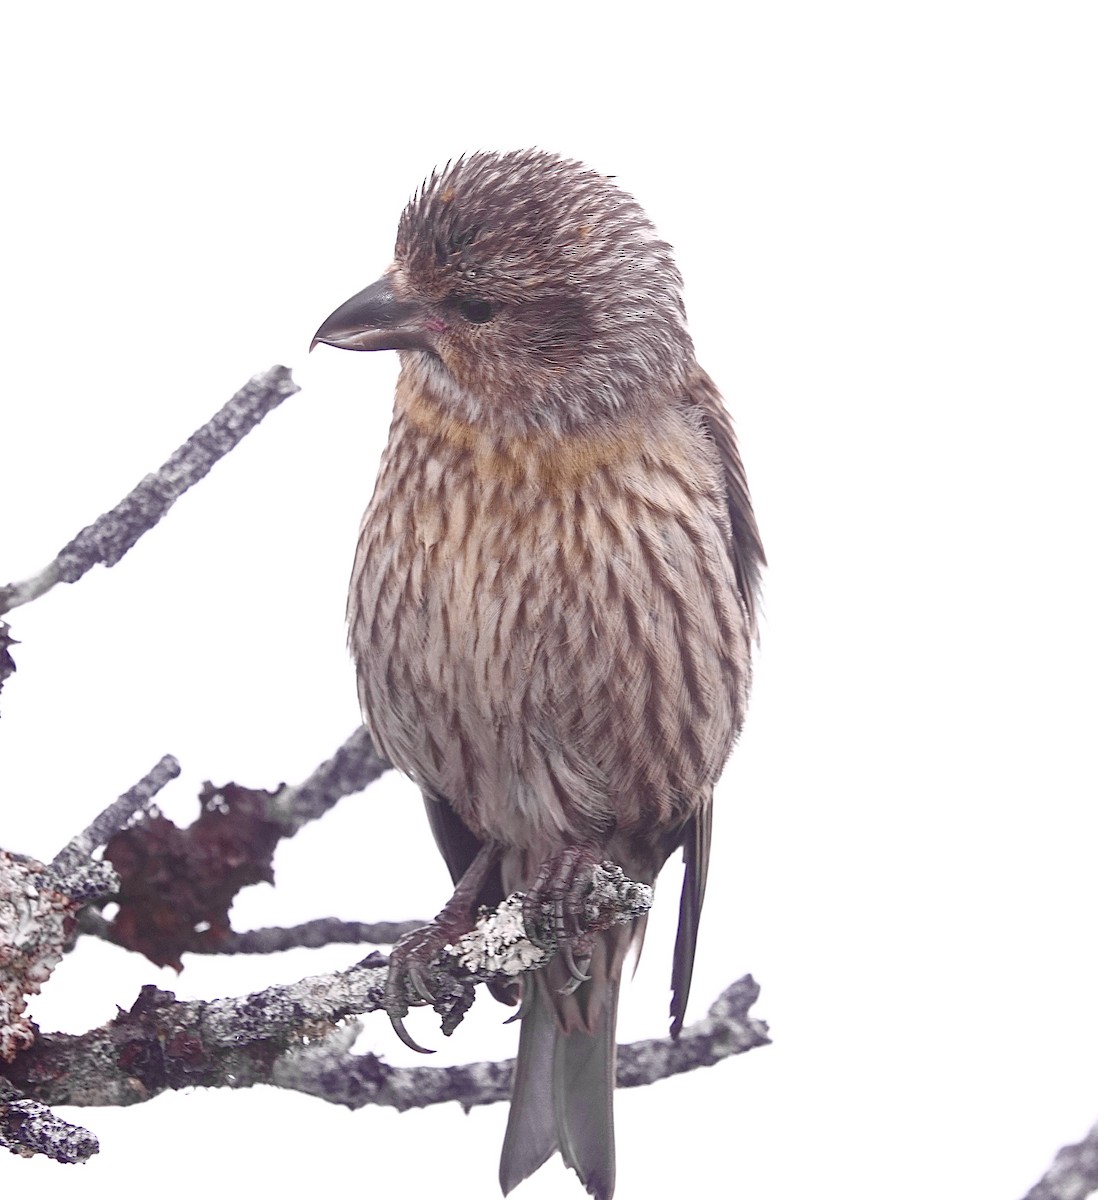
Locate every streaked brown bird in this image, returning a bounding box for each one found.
[313,150,763,1199]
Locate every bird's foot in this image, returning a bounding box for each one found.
[522,844,603,995]
[382,839,502,1052]
[383,915,477,1052]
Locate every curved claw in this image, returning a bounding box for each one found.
[407,963,436,1004]
[389,1013,435,1055]
[504,982,535,1025]
[558,973,586,997]
[557,941,592,994]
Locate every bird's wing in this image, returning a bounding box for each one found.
[670,803,711,1037]
[685,364,766,636]
[422,790,489,890]
[667,367,764,1035]
[423,792,505,910]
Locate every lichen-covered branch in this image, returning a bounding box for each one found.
[1,760,183,1162]
[384,864,654,1039]
[1,759,180,1065]
[0,366,299,618]
[4,959,390,1108]
[5,970,767,1121]
[275,974,770,1113]
[0,850,81,1064]
[5,870,698,1124]
[1021,1118,1098,1200]
[0,1078,99,1164]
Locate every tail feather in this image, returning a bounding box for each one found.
[555,979,618,1199]
[500,982,559,1195]
[500,975,618,1200]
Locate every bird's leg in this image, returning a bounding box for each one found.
[522,843,604,995]
[383,840,501,1053]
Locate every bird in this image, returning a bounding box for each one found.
[312,149,764,1200]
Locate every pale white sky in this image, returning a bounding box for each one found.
[2,4,1097,1198]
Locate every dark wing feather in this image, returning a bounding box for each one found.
[667,367,763,1035]
[686,364,766,635]
[422,791,493,892]
[669,805,711,1036]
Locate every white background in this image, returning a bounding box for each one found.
[2,3,1097,1197]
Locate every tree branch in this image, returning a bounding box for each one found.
[267,726,391,834]
[0,1077,99,1164]
[1021,1118,1098,1200]
[5,959,389,1108]
[1,760,183,1160]
[0,621,15,695]
[50,755,181,892]
[275,974,770,1113]
[78,909,426,955]
[4,867,719,1127]
[71,733,391,968]
[1,759,180,1066]
[0,366,299,618]
[5,969,767,1117]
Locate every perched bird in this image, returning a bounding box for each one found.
[313,150,763,1200]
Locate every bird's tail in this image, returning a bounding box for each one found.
[500,943,620,1200]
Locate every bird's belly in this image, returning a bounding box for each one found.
[349,454,748,850]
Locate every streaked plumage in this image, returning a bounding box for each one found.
[314,150,764,1200]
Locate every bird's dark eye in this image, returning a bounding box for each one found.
[457,297,497,324]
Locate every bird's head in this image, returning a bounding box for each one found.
[313,150,694,433]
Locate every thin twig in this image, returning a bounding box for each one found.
[50,756,181,888]
[1021,1118,1098,1200]
[268,726,391,833]
[78,909,425,954]
[0,366,299,616]
[0,621,15,693]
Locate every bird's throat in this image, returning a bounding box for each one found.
[394,372,667,495]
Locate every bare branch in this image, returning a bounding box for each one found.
[0,366,299,617]
[268,726,391,833]
[78,909,425,955]
[0,621,15,694]
[1021,1118,1098,1200]
[51,755,181,890]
